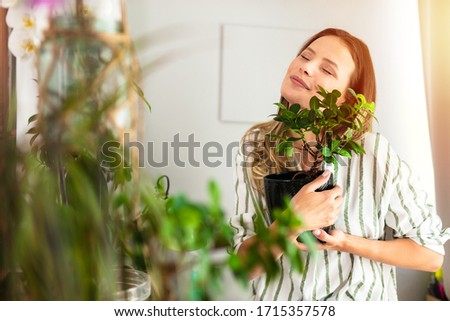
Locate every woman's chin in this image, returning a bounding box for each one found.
[286,97,311,108]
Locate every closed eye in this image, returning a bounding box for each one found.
[300,54,311,61]
[322,67,335,76]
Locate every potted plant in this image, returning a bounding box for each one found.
[264,86,376,230]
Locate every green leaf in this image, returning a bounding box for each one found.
[29,133,40,147]
[347,141,366,154]
[285,145,294,157]
[331,89,341,99]
[346,129,354,140]
[286,136,302,142]
[280,109,296,120]
[296,118,310,129]
[339,103,352,119]
[266,133,284,140]
[348,88,356,97]
[317,85,327,97]
[324,156,335,164]
[289,104,301,114]
[322,147,332,157]
[324,91,338,108]
[28,114,38,124]
[26,127,39,135]
[275,141,287,154]
[336,149,352,158]
[273,116,283,122]
[133,81,152,111]
[113,192,130,210]
[309,96,320,110]
[331,140,340,151]
[298,231,317,257]
[208,180,221,210]
[323,109,335,120]
[274,102,287,110]
[332,157,339,168]
[124,167,132,181]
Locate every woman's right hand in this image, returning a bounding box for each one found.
[288,170,343,238]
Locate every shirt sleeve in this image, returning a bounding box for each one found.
[229,143,262,252]
[385,144,450,255]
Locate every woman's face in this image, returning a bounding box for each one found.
[280,35,355,107]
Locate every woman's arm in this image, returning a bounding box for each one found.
[312,229,444,272]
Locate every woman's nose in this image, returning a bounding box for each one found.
[300,63,312,76]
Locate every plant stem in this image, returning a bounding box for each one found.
[57,156,68,205]
[76,0,84,19]
[303,142,321,170]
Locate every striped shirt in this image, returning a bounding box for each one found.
[230,131,450,300]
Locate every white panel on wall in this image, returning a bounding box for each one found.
[220,24,314,123]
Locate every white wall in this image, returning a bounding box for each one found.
[126,0,434,300]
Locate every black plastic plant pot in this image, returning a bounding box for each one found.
[263,170,334,238]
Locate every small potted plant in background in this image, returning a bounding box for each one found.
[264,86,376,230]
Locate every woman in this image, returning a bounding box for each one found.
[230,28,450,300]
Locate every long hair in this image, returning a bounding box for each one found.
[243,28,377,194]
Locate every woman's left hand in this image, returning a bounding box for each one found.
[294,228,347,251]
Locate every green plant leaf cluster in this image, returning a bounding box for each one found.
[108,169,259,301]
[270,86,376,168]
[11,155,118,300]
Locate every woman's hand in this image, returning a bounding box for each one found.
[311,228,347,250]
[288,170,343,237]
[294,228,347,251]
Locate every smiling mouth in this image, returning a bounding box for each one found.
[290,75,310,90]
